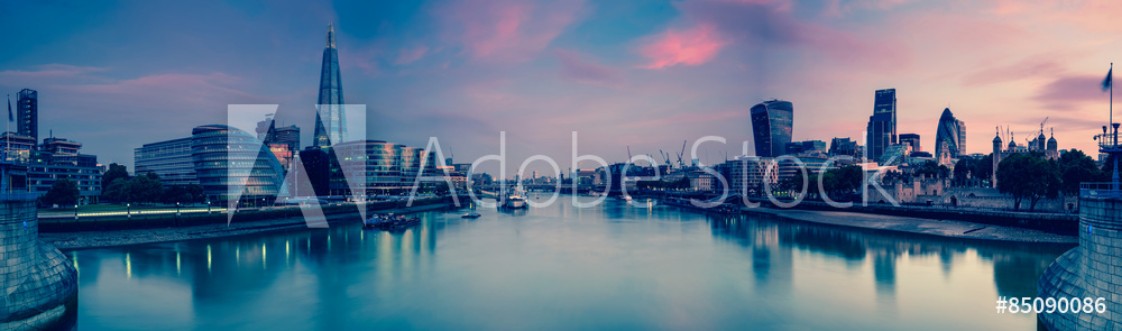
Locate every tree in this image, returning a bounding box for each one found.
[101,163,129,193]
[821,165,862,201]
[126,172,164,203]
[102,178,129,203]
[996,153,1060,211]
[42,178,79,207]
[1057,149,1104,196]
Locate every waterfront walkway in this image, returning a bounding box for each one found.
[744,207,1077,244]
[42,202,453,250]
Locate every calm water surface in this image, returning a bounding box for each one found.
[68,195,1068,330]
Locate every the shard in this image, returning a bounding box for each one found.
[313,24,346,148]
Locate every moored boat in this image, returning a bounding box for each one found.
[363,213,420,231]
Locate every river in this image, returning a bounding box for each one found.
[67,194,1068,330]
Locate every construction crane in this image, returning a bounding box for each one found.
[627,145,632,163]
[1040,116,1049,135]
[677,140,687,168]
[659,149,670,166]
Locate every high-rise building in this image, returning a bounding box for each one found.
[750,100,794,157]
[313,24,347,148]
[899,133,921,152]
[934,107,966,159]
[866,89,896,162]
[16,89,38,143]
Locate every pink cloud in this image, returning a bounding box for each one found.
[395,46,429,65]
[1033,74,1110,111]
[435,0,583,62]
[555,49,621,86]
[961,55,1066,86]
[638,24,726,69]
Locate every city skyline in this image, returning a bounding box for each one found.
[1,1,1120,173]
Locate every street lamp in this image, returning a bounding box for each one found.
[127,203,131,219]
[206,201,211,214]
[74,204,79,221]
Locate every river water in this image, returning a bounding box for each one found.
[67,195,1068,330]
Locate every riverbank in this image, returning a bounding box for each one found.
[43,202,456,250]
[741,206,1077,245]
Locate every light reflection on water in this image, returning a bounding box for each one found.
[68,195,1067,330]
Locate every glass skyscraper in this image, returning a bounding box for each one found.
[313,24,347,148]
[750,100,794,157]
[866,88,897,161]
[191,125,284,203]
[934,107,966,159]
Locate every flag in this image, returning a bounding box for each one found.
[5,95,11,122]
[1103,67,1113,92]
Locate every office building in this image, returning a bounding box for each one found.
[134,137,198,186]
[750,100,794,157]
[866,89,897,161]
[16,89,38,143]
[313,24,347,148]
[899,133,920,152]
[933,107,966,160]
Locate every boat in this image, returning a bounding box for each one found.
[501,190,528,209]
[461,211,482,219]
[363,213,420,231]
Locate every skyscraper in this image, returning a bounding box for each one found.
[313,24,346,148]
[934,107,966,159]
[866,89,896,161]
[750,100,794,157]
[16,89,38,143]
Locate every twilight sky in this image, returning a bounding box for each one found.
[2,0,1121,176]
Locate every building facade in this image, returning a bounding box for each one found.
[866,89,897,162]
[933,107,966,161]
[191,124,285,203]
[16,89,38,143]
[899,133,920,152]
[134,137,199,186]
[313,24,347,148]
[750,100,794,157]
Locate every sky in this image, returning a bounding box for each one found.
[2,0,1122,176]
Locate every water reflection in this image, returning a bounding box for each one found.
[69,198,1068,330]
[708,213,1065,300]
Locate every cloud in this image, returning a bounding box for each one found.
[961,56,1066,86]
[434,0,584,62]
[1033,74,1110,111]
[555,49,621,85]
[395,46,429,65]
[0,64,107,79]
[638,24,727,69]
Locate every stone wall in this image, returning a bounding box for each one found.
[0,194,78,330]
[1039,196,1122,329]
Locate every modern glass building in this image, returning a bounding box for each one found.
[313,24,346,148]
[866,89,897,162]
[16,89,38,143]
[191,125,284,203]
[134,137,199,186]
[750,100,794,157]
[933,107,966,159]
